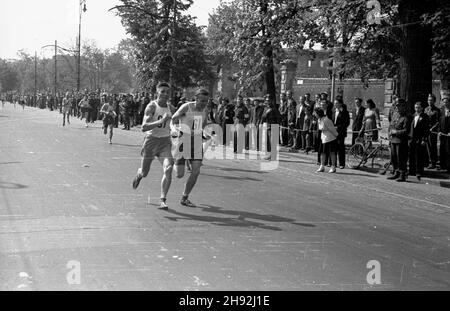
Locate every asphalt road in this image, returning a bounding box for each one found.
[1,103,449,290]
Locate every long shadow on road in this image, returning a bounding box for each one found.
[214,167,268,174]
[201,173,262,182]
[162,204,316,231]
[0,181,28,189]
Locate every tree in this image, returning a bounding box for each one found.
[273,0,444,106]
[114,0,215,96]
[208,0,294,102]
[423,0,450,97]
[0,60,20,92]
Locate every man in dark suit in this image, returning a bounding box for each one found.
[388,99,411,182]
[234,95,250,153]
[352,98,366,145]
[261,94,281,160]
[408,102,430,180]
[332,98,350,168]
[250,99,265,151]
[424,94,440,168]
[221,98,235,146]
[279,92,288,146]
[438,97,450,173]
[286,92,297,148]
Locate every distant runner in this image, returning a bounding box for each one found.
[100,94,117,144]
[62,92,71,126]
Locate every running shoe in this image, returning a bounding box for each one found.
[132,172,143,189]
[159,200,169,210]
[180,197,196,207]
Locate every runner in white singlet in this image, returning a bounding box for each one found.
[132,82,176,210]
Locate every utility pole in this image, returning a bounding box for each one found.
[169,0,177,102]
[329,25,336,103]
[55,40,58,110]
[78,0,87,92]
[34,51,37,107]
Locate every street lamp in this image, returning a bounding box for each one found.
[77,0,87,92]
[42,42,78,111]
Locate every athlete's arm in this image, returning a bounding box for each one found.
[141,103,165,132]
[171,103,189,124]
[100,103,108,114]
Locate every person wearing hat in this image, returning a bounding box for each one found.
[171,87,212,207]
[388,99,411,182]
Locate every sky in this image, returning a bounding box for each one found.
[0,0,221,60]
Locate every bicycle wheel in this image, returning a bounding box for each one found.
[347,143,365,169]
[371,145,391,172]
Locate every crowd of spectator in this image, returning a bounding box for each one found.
[2,89,449,180]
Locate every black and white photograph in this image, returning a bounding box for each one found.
[0,0,449,294]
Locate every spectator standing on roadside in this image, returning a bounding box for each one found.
[438,97,450,173]
[279,92,288,146]
[360,99,381,141]
[286,92,297,148]
[352,98,366,145]
[424,94,440,169]
[261,94,281,160]
[408,102,430,181]
[315,107,338,173]
[332,98,350,169]
[220,98,235,147]
[233,95,250,154]
[387,99,411,182]
[293,96,306,150]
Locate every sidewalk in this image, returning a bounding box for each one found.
[277,145,450,189]
[126,120,450,189]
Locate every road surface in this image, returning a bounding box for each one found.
[0,103,449,290]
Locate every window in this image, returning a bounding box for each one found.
[308,60,312,67]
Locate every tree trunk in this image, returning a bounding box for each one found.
[398,0,433,111]
[265,45,277,107]
[260,1,277,107]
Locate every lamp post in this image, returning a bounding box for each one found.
[34,51,37,107]
[169,0,177,103]
[77,0,87,92]
[42,42,78,111]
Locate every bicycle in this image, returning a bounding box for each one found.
[347,128,391,173]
